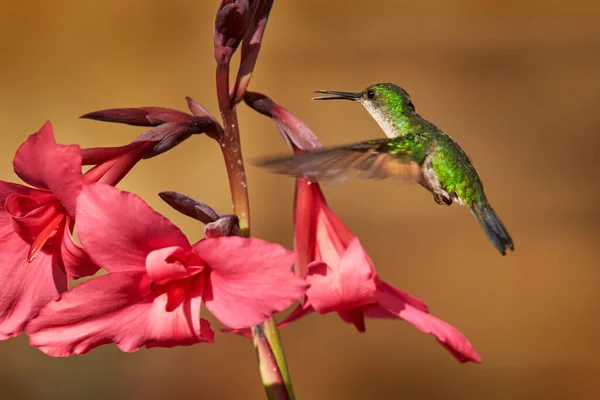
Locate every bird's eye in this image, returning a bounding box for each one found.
[366,89,376,99]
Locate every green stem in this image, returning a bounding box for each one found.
[216,62,295,400]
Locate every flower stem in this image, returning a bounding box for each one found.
[216,62,295,400]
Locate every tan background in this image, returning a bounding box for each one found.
[1,1,600,399]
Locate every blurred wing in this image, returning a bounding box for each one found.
[256,139,422,183]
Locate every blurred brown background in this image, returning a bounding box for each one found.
[1,1,600,399]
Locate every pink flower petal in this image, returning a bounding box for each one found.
[316,188,355,249]
[224,302,315,339]
[81,142,149,166]
[293,179,318,279]
[12,121,82,217]
[306,238,377,313]
[367,281,429,315]
[0,230,67,339]
[145,246,200,284]
[76,184,190,273]
[27,271,213,356]
[337,308,367,332]
[370,281,481,363]
[4,192,59,243]
[278,303,315,329]
[195,237,306,329]
[58,218,99,279]
[0,181,39,208]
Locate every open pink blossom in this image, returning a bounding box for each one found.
[27,184,307,356]
[281,179,481,363]
[0,121,98,339]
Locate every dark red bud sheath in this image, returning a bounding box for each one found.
[205,215,241,238]
[185,97,224,140]
[186,96,213,118]
[158,191,242,237]
[144,108,194,125]
[133,117,216,158]
[214,0,252,64]
[81,107,193,127]
[232,0,274,103]
[244,91,322,152]
[81,108,157,126]
[158,191,222,224]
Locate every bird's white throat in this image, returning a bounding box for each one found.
[361,101,401,138]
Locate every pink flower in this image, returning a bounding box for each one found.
[26,184,307,356]
[245,92,480,363]
[283,180,481,363]
[0,121,97,339]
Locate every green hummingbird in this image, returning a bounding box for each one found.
[258,83,514,255]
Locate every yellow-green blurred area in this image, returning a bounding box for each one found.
[1,0,599,399]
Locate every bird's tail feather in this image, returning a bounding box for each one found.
[471,203,514,255]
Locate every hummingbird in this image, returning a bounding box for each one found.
[258,83,514,255]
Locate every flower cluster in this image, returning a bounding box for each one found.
[1,1,483,398]
[0,121,305,356]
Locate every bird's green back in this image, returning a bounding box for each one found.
[386,116,487,205]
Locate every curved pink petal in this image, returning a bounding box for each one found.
[27,271,213,356]
[278,303,315,329]
[274,106,323,152]
[58,219,99,279]
[293,179,318,279]
[367,281,429,315]
[12,121,82,217]
[76,184,190,273]
[316,186,355,249]
[0,231,67,339]
[306,238,377,314]
[195,237,306,329]
[4,193,61,244]
[372,281,481,363]
[81,142,150,166]
[0,181,40,209]
[145,246,200,284]
[224,302,315,339]
[337,308,367,332]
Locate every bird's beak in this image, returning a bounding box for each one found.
[312,90,362,101]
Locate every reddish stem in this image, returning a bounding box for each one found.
[216,62,250,235]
